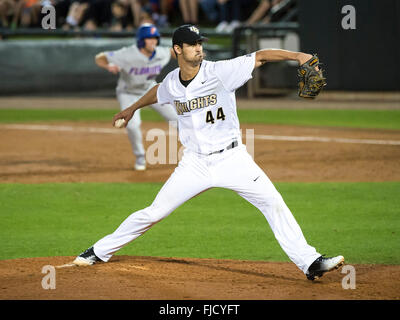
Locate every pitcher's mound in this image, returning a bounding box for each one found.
[0,256,399,300]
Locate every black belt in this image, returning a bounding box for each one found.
[208,140,238,155]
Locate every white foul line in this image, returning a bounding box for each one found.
[1,124,123,134]
[2,124,400,146]
[254,134,400,146]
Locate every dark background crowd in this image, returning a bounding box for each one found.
[0,0,296,32]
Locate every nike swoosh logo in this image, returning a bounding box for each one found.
[201,80,207,84]
[253,176,260,182]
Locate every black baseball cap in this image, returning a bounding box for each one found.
[172,25,208,46]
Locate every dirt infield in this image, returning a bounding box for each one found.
[1,121,400,184]
[1,256,399,300]
[1,100,400,299]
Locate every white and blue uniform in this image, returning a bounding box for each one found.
[105,45,178,164]
[93,53,321,274]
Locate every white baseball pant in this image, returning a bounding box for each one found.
[93,143,321,274]
[117,92,178,159]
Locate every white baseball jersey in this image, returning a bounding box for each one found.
[157,53,255,155]
[106,45,171,95]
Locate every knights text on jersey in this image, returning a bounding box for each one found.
[106,45,171,95]
[157,53,256,154]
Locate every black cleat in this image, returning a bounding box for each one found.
[73,247,101,266]
[306,255,345,281]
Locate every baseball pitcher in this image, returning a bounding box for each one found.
[95,23,178,170]
[75,25,343,281]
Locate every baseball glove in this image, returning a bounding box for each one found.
[298,55,326,98]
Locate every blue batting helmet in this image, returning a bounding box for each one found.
[136,23,160,49]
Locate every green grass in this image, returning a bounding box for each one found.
[1,108,399,129]
[0,182,399,265]
[235,109,400,130]
[0,109,117,123]
[0,109,164,123]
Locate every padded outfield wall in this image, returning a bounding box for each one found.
[0,38,178,96]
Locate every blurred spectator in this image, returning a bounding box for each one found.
[61,0,130,30]
[0,0,278,30]
[129,0,147,28]
[109,0,133,31]
[244,0,282,25]
[109,0,161,31]
[51,0,74,28]
[129,0,172,28]
[198,0,218,24]
[1,0,71,28]
[80,0,114,30]
[62,0,90,29]
[11,0,42,28]
[0,0,16,27]
[151,0,172,28]
[215,0,244,33]
[179,0,197,25]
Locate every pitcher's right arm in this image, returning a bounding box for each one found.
[112,84,160,127]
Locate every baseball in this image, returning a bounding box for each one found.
[114,118,126,128]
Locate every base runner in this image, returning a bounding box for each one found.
[74,25,344,281]
[95,23,178,170]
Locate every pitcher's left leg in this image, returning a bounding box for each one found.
[117,92,145,168]
[214,146,320,274]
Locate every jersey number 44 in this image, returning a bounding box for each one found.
[206,107,226,124]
